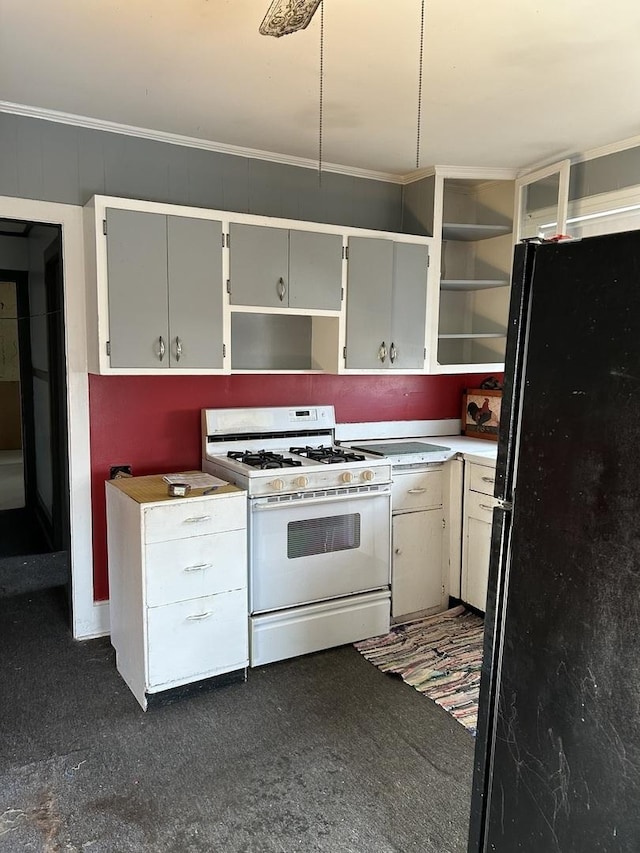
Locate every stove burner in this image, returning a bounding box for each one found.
[227,450,303,470]
[289,445,367,465]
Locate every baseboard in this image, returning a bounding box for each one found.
[73,599,110,640]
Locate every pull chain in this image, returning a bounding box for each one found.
[416,0,425,170]
[318,0,324,185]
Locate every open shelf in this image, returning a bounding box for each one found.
[230,312,340,372]
[440,279,509,291]
[442,223,511,241]
[437,335,507,367]
[438,332,507,340]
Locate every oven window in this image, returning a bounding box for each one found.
[287,513,361,559]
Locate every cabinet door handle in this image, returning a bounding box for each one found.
[186,611,213,621]
[184,515,212,524]
[175,336,182,362]
[394,547,402,555]
[158,335,165,361]
[408,487,427,494]
[479,503,494,512]
[183,563,212,573]
[378,341,387,363]
[389,342,397,363]
[481,476,495,484]
[277,276,286,301]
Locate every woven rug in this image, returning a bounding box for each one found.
[354,605,485,735]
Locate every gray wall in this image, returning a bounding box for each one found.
[0,113,406,232]
[569,147,640,201]
[525,147,640,213]
[401,175,435,237]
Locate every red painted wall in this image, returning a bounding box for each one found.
[89,372,498,600]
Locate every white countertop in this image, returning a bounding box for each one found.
[336,420,498,465]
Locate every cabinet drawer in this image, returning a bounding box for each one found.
[392,469,443,512]
[466,488,498,522]
[146,588,248,688]
[143,494,246,544]
[468,462,497,496]
[145,529,247,607]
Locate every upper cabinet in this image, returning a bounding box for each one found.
[85,197,227,375]
[106,209,224,370]
[427,168,516,374]
[228,224,343,311]
[344,236,430,371]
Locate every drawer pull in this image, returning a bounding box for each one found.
[408,487,427,494]
[481,476,495,484]
[183,563,212,573]
[184,515,212,523]
[186,611,213,621]
[479,503,495,512]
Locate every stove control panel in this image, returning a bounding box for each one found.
[238,463,392,496]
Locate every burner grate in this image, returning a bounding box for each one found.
[289,445,367,465]
[228,450,303,470]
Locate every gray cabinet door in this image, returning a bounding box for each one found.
[390,243,428,369]
[288,230,343,310]
[167,216,223,368]
[228,224,289,307]
[106,208,169,369]
[345,237,394,369]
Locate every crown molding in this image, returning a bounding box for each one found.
[432,165,519,180]
[516,132,640,178]
[0,100,409,185]
[572,131,640,164]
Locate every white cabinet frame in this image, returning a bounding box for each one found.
[85,194,435,376]
[514,159,570,242]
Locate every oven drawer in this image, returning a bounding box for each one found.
[146,589,248,688]
[467,462,497,496]
[391,469,443,512]
[145,529,247,607]
[143,493,246,544]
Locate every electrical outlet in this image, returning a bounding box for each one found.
[110,465,132,479]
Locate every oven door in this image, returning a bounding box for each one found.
[250,487,391,613]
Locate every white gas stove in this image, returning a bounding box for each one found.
[201,406,392,668]
[201,406,392,497]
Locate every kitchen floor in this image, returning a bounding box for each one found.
[0,588,475,853]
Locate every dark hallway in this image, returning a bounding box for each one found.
[0,508,68,597]
[0,221,70,601]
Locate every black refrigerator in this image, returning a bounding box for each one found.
[468,231,640,853]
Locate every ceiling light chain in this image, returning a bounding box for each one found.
[416,0,425,170]
[318,0,324,185]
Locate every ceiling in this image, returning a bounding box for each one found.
[2,0,640,178]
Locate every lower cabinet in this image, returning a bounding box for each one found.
[105,475,248,710]
[391,466,446,620]
[461,459,498,611]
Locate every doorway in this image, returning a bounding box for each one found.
[0,220,70,600]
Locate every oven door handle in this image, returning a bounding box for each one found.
[251,490,390,510]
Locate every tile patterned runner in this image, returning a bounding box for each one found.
[354,605,485,735]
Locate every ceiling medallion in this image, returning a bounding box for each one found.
[259,0,322,38]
